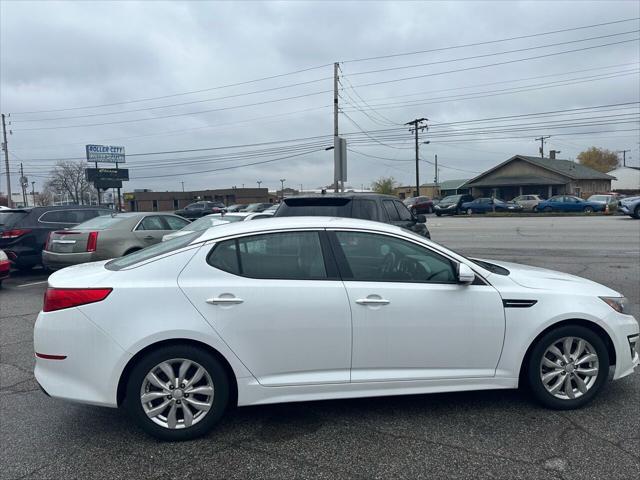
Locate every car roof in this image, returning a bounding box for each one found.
[196,216,406,242]
[284,193,397,200]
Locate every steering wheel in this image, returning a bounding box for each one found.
[399,257,429,281]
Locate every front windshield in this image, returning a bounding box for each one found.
[106,230,204,270]
[440,195,461,203]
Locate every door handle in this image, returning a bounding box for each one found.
[143,235,154,240]
[356,298,390,306]
[206,297,244,305]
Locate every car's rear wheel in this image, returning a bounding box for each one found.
[124,344,229,441]
[527,325,609,410]
[583,206,594,214]
[633,205,639,219]
[466,208,473,215]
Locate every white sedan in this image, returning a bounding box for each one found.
[34,217,639,441]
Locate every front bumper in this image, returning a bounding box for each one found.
[435,205,457,215]
[609,313,640,380]
[34,307,130,407]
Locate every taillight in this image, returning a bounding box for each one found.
[86,231,99,252]
[1,228,32,239]
[43,288,112,312]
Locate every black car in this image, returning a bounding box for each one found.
[0,205,114,270]
[434,194,475,216]
[274,193,430,238]
[175,201,226,219]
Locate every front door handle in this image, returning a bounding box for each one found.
[206,297,244,305]
[356,298,390,306]
[143,235,154,240]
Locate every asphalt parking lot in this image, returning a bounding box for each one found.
[1,215,638,480]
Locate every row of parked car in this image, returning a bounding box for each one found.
[404,193,636,216]
[174,201,274,219]
[0,193,431,278]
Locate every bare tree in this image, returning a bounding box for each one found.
[44,161,95,205]
[35,187,54,206]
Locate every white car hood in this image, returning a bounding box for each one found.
[477,259,620,296]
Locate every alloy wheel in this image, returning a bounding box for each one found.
[539,336,599,400]
[140,358,215,429]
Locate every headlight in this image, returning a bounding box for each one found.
[600,296,630,314]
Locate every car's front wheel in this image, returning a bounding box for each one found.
[583,206,594,214]
[124,344,229,441]
[633,205,639,219]
[527,325,609,410]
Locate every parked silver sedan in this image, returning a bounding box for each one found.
[512,194,543,211]
[42,212,190,270]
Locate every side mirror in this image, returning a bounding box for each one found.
[457,263,475,284]
[415,214,426,223]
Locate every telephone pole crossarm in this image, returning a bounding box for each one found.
[405,118,429,197]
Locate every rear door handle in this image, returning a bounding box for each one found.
[143,235,154,240]
[206,297,244,305]
[356,298,390,305]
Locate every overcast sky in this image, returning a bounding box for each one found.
[1,0,639,194]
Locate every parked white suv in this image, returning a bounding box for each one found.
[513,194,544,211]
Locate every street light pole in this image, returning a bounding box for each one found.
[280,179,286,201]
[257,180,262,189]
[31,181,36,206]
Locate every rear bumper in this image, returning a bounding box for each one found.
[42,250,96,270]
[34,308,130,407]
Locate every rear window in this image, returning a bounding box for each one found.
[106,230,204,270]
[74,215,128,230]
[275,197,351,217]
[0,211,28,228]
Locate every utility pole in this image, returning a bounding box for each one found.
[1,113,11,208]
[617,149,630,167]
[19,163,27,206]
[406,118,428,197]
[535,136,551,158]
[31,181,35,207]
[333,62,340,193]
[280,179,286,201]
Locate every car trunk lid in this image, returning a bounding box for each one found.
[47,260,114,288]
[46,230,93,253]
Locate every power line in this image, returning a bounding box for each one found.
[9,63,334,115]
[346,29,639,77]
[341,17,639,63]
[348,38,639,90]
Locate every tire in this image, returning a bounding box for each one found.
[583,206,594,214]
[633,205,640,219]
[466,208,473,215]
[526,325,609,410]
[543,206,553,213]
[123,344,230,441]
[435,212,441,217]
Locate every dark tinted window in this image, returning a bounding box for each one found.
[208,231,327,280]
[382,200,400,221]
[0,211,28,228]
[276,197,351,217]
[335,231,456,283]
[39,209,84,224]
[352,199,378,221]
[394,201,412,221]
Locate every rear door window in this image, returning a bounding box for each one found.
[38,209,82,224]
[137,216,167,230]
[164,216,190,230]
[208,231,327,280]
